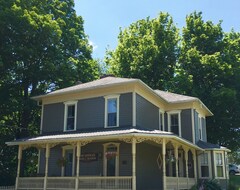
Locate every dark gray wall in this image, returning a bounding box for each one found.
[181,109,193,142]
[80,142,103,176]
[136,94,159,130]
[42,103,64,133]
[136,143,163,190]
[77,97,105,130]
[39,146,62,176]
[202,118,207,142]
[119,93,132,127]
[194,111,200,143]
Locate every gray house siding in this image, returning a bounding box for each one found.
[39,146,62,176]
[42,103,64,133]
[194,111,200,143]
[80,143,103,176]
[136,94,159,130]
[181,109,193,142]
[77,97,105,130]
[202,118,207,142]
[119,93,132,127]
[119,142,132,176]
[136,143,163,190]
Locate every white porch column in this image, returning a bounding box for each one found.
[15,145,23,190]
[61,149,66,177]
[174,144,179,190]
[184,148,189,189]
[192,150,197,183]
[75,142,81,190]
[162,139,166,190]
[44,144,50,190]
[132,138,136,190]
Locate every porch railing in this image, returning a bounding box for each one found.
[17,176,132,190]
[166,177,196,190]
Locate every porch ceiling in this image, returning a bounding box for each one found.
[6,128,203,151]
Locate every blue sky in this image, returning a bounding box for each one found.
[74,0,240,60]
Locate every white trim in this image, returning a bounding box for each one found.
[167,110,182,137]
[213,151,226,179]
[191,109,195,144]
[104,95,120,128]
[132,92,136,127]
[159,109,165,131]
[103,142,120,176]
[64,101,78,132]
[198,151,212,179]
[40,104,44,134]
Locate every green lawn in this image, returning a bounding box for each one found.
[229,175,240,190]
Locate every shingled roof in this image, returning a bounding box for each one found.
[154,90,198,103]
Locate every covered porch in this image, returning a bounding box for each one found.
[7,129,201,190]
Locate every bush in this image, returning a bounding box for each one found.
[190,179,222,190]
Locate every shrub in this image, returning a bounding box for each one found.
[190,179,222,190]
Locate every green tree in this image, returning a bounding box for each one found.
[177,12,240,151]
[0,0,99,185]
[106,12,179,90]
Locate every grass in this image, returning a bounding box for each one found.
[229,175,240,190]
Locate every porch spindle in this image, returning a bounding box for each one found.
[132,138,136,190]
[15,145,23,190]
[75,142,81,190]
[44,144,50,190]
[174,144,179,190]
[162,139,166,190]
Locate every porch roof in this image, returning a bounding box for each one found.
[6,128,203,151]
[197,140,231,152]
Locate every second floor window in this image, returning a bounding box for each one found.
[105,95,120,128]
[167,111,181,137]
[159,110,165,131]
[64,101,77,131]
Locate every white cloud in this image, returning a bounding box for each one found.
[89,40,98,51]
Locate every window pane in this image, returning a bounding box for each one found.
[66,105,75,130]
[201,166,209,177]
[107,98,117,126]
[67,118,74,130]
[170,114,179,135]
[108,99,117,113]
[201,153,208,165]
[68,105,75,117]
[108,113,116,126]
[160,113,163,130]
[217,166,223,177]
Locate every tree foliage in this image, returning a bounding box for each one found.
[107,12,240,151]
[0,0,99,185]
[106,12,179,90]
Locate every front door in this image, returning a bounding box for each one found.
[65,150,73,176]
[103,143,119,176]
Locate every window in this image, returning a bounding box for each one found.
[198,116,202,140]
[105,95,120,128]
[200,153,210,178]
[167,111,181,136]
[159,110,165,131]
[215,152,224,178]
[64,101,77,131]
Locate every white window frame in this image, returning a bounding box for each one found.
[104,95,120,128]
[198,151,212,179]
[64,101,77,132]
[103,142,120,176]
[159,109,165,131]
[167,110,182,137]
[214,151,225,179]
